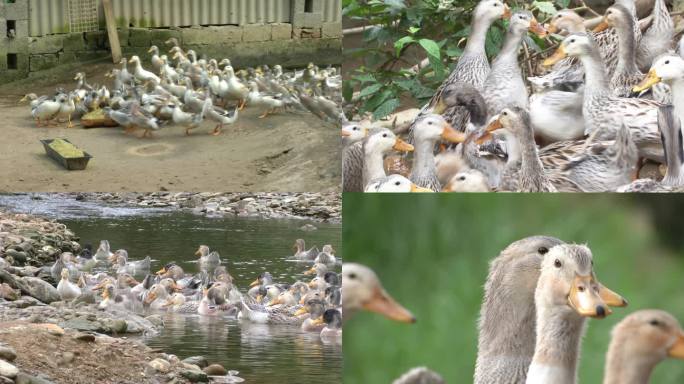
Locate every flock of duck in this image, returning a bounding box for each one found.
[342,237,684,383]
[342,0,684,192]
[52,238,341,342]
[21,38,342,137]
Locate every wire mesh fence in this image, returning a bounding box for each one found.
[67,0,100,33]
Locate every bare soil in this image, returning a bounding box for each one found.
[0,63,340,193]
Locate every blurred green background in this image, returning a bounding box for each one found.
[343,194,684,383]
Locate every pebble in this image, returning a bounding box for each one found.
[148,358,171,373]
[0,359,18,378]
[181,370,209,383]
[74,333,96,342]
[0,345,17,362]
[182,356,208,369]
[61,351,75,365]
[203,364,227,376]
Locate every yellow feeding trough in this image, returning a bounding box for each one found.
[81,109,119,128]
[40,138,93,170]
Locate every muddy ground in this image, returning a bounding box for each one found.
[0,63,340,193]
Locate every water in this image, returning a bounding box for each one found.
[0,194,342,384]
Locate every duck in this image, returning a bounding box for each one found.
[484,108,558,192]
[410,114,466,191]
[314,245,337,265]
[170,102,205,136]
[474,236,565,384]
[31,95,62,127]
[526,244,627,384]
[304,263,328,277]
[239,298,302,325]
[198,287,219,316]
[55,92,79,128]
[156,262,185,280]
[481,10,547,116]
[222,66,249,109]
[319,309,342,341]
[442,169,490,192]
[529,86,585,143]
[20,93,51,110]
[195,245,221,275]
[543,33,663,162]
[248,272,273,300]
[414,0,510,135]
[601,4,644,97]
[292,239,318,261]
[364,174,433,192]
[129,55,160,86]
[56,268,81,302]
[93,240,113,263]
[246,81,291,118]
[112,251,151,276]
[204,103,238,136]
[617,105,684,192]
[148,45,164,71]
[635,0,673,72]
[143,283,170,310]
[603,309,684,384]
[161,292,200,313]
[268,290,298,307]
[361,129,415,190]
[341,263,415,323]
[297,298,327,332]
[342,123,370,192]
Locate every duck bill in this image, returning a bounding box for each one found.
[567,274,613,318]
[249,278,260,287]
[633,69,661,93]
[546,23,559,34]
[311,316,325,326]
[433,99,447,115]
[410,183,433,192]
[294,307,308,316]
[592,20,610,33]
[668,333,684,359]
[161,299,174,308]
[362,287,416,323]
[256,294,263,304]
[502,4,512,19]
[147,47,155,53]
[303,267,316,275]
[194,249,202,257]
[529,19,548,38]
[340,130,352,137]
[156,267,167,275]
[484,117,504,134]
[19,96,28,103]
[393,138,414,152]
[599,284,628,307]
[543,46,567,67]
[475,132,494,145]
[144,292,157,304]
[441,123,466,143]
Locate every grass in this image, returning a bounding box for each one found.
[343,194,684,383]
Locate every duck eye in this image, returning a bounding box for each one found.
[665,60,670,64]
[382,133,388,138]
[502,111,508,116]
[649,319,660,326]
[554,259,562,268]
[494,3,498,6]
[538,246,549,255]
[458,176,466,181]
[428,121,433,125]
[348,273,357,280]
[395,181,401,186]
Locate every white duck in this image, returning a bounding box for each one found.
[129,55,160,85]
[56,268,81,302]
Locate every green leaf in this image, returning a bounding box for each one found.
[358,83,384,98]
[352,73,377,84]
[532,1,557,15]
[394,36,415,57]
[342,81,354,102]
[363,89,393,113]
[408,26,420,34]
[446,45,463,57]
[373,98,401,119]
[418,38,441,60]
[555,0,570,8]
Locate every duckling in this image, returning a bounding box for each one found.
[442,169,490,192]
[319,309,342,341]
[56,268,81,302]
[342,263,415,323]
[603,309,684,384]
[527,244,627,384]
[304,263,328,277]
[314,245,336,265]
[292,239,318,261]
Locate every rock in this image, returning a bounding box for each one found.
[0,376,13,384]
[181,363,202,372]
[4,249,27,263]
[203,364,227,376]
[19,277,60,303]
[0,359,18,378]
[145,314,164,328]
[0,283,19,301]
[182,356,208,369]
[148,358,171,373]
[74,332,96,342]
[60,318,103,332]
[0,345,17,362]
[109,319,128,334]
[181,370,208,383]
[61,351,75,365]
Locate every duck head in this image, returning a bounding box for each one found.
[474,0,511,22]
[509,10,547,38]
[543,33,595,67]
[364,128,414,157]
[547,10,585,34]
[342,263,415,323]
[413,114,465,145]
[634,54,684,92]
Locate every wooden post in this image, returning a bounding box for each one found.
[102,0,122,63]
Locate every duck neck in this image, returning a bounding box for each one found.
[603,339,660,384]
[528,306,586,384]
[499,128,522,166]
[614,18,639,74]
[497,29,524,63]
[580,50,610,96]
[465,14,495,56]
[516,126,547,189]
[669,79,684,121]
[363,145,387,184]
[412,138,438,179]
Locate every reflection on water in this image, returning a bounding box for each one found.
[0,195,342,384]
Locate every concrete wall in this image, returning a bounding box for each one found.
[0,0,342,83]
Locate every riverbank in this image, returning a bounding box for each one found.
[66,192,341,223]
[0,211,249,383]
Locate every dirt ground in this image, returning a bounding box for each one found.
[0,63,340,193]
[0,322,194,384]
